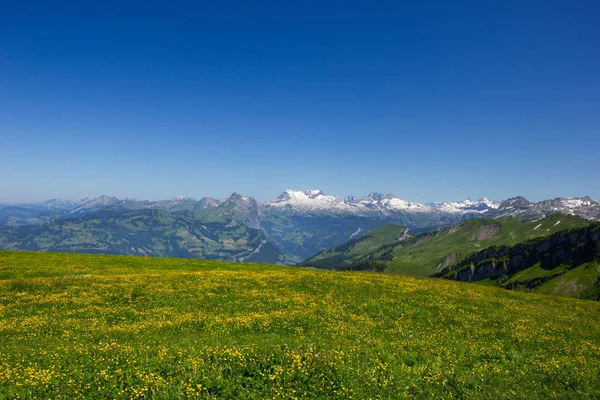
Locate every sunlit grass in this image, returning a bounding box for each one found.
[1,250,599,399]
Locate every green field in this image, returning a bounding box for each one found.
[1,250,600,399]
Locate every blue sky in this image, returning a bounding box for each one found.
[1,1,599,203]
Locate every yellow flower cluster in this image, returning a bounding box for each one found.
[0,250,599,398]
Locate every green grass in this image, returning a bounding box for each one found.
[1,250,600,399]
[504,262,568,285]
[500,261,600,300]
[344,225,408,254]
[535,262,600,298]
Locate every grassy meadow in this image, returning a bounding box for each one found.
[1,250,600,399]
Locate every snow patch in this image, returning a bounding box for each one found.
[533,224,542,231]
[428,198,500,214]
[350,227,363,239]
[553,220,561,227]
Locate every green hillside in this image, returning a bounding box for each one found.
[298,224,410,270]
[1,250,600,399]
[387,213,591,276]
[435,223,600,301]
[300,214,600,299]
[303,213,591,276]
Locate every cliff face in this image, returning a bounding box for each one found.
[435,224,600,283]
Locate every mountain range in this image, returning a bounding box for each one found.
[1,190,599,263]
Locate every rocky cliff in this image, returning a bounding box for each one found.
[435,223,600,284]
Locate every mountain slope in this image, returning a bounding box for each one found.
[302,213,600,300]
[0,208,286,264]
[303,213,591,275]
[386,213,592,276]
[298,225,411,269]
[435,223,600,300]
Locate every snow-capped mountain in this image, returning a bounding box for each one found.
[490,196,600,221]
[266,190,435,214]
[352,192,433,213]
[428,198,501,214]
[266,190,492,216]
[266,189,355,212]
[4,191,598,224]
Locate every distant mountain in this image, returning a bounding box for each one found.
[488,196,600,221]
[266,189,441,215]
[428,198,500,214]
[0,208,287,264]
[41,199,79,210]
[0,199,79,226]
[1,191,599,263]
[194,193,261,230]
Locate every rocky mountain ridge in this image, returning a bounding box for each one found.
[4,190,598,223]
[434,223,600,300]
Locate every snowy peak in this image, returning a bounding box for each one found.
[428,198,501,214]
[269,189,349,211]
[486,196,600,221]
[362,192,397,201]
[267,190,433,214]
[305,189,326,199]
[379,197,433,213]
[528,197,600,216]
[356,193,432,213]
[363,192,387,202]
[276,189,330,201]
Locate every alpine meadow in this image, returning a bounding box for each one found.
[1,251,600,399]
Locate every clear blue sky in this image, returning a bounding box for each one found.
[1,1,599,203]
